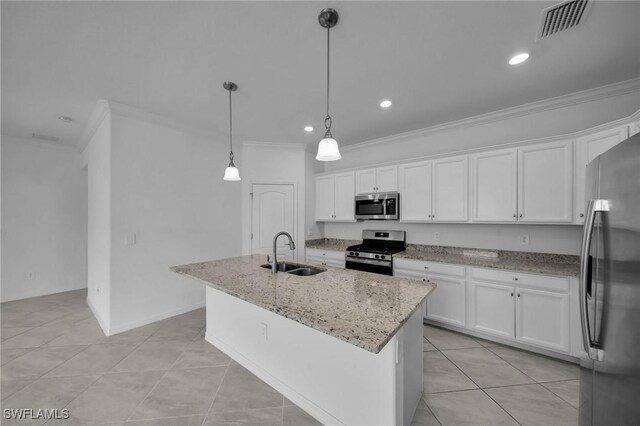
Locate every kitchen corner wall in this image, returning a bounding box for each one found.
[83,101,242,335]
[239,142,317,262]
[1,135,88,302]
[320,82,640,255]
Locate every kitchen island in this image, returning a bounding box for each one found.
[172,255,435,426]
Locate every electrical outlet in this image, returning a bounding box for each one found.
[520,235,530,245]
[260,322,268,341]
[96,287,100,296]
[23,272,35,281]
[434,232,440,241]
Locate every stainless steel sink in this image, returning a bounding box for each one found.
[260,262,304,272]
[287,267,325,276]
[260,262,326,276]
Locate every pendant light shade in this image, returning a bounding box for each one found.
[222,81,241,181]
[316,8,341,162]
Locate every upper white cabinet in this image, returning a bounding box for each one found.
[471,141,573,223]
[398,161,431,221]
[518,140,573,223]
[432,156,468,222]
[574,125,629,223]
[355,166,398,194]
[315,172,355,222]
[471,149,518,222]
[398,155,468,222]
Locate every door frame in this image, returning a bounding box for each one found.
[249,181,298,259]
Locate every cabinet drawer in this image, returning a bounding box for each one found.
[306,248,345,262]
[394,258,465,277]
[471,267,569,292]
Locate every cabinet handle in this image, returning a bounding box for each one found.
[513,214,517,218]
[519,213,523,218]
[580,213,585,218]
[513,277,519,281]
[424,266,429,269]
[510,292,514,297]
[517,293,521,298]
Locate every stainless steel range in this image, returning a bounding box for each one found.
[345,230,406,276]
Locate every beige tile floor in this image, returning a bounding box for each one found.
[1,289,580,425]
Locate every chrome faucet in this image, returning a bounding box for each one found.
[271,231,296,273]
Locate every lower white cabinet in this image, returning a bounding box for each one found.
[305,248,345,268]
[468,281,514,339]
[394,258,466,327]
[469,268,571,354]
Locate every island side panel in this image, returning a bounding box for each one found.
[205,286,401,425]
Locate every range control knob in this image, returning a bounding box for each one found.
[375,254,380,259]
[349,252,354,256]
[354,252,359,256]
[380,255,386,260]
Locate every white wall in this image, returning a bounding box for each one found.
[239,142,308,261]
[320,83,640,255]
[107,111,242,334]
[83,115,111,328]
[1,135,88,302]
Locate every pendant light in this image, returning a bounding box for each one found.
[223,81,241,181]
[316,8,341,162]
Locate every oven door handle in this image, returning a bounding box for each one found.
[346,257,392,266]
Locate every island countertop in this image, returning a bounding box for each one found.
[171,255,435,354]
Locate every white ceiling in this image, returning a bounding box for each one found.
[2,1,639,148]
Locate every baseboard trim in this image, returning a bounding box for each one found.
[86,295,111,336]
[108,301,205,336]
[205,331,343,426]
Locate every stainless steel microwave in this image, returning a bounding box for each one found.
[354,192,399,220]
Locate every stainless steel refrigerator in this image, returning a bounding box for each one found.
[579,132,640,425]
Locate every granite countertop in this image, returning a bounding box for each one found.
[305,238,359,252]
[172,255,435,354]
[395,245,580,277]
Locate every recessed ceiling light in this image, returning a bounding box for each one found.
[379,100,392,108]
[304,126,314,132]
[509,53,530,65]
[58,116,74,123]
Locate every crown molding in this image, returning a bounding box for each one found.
[241,141,307,151]
[78,100,110,154]
[78,100,216,153]
[342,77,640,153]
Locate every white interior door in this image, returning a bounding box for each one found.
[251,184,295,260]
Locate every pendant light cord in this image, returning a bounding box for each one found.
[325,25,332,136]
[228,87,234,162]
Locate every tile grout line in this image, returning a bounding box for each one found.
[540,381,580,409]
[200,361,233,426]
[425,328,524,426]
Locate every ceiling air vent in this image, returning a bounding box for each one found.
[32,133,62,143]
[537,0,592,39]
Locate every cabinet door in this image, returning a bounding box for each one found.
[574,125,629,223]
[333,172,356,221]
[469,281,515,339]
[516,288,570,353]
[376,166,398,193]
[398,161,432,222]
[432,156,468,222]
[355,169,377,194]
[518,140,573,223]
[471,149,517,222]
[425,274,466,327]
[315,175,335,221]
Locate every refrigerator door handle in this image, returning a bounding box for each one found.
[580,199,608,361]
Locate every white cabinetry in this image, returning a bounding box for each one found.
[394,259,466,327]
[305,248,345,268]
[315,172,355,222]
[471,141,573,223]
[471,149,518,222]
[398,155,468,222]
[518,140,573,223]
[574,125,629,223]
[355,166,398,194]
[469,268,571,353]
